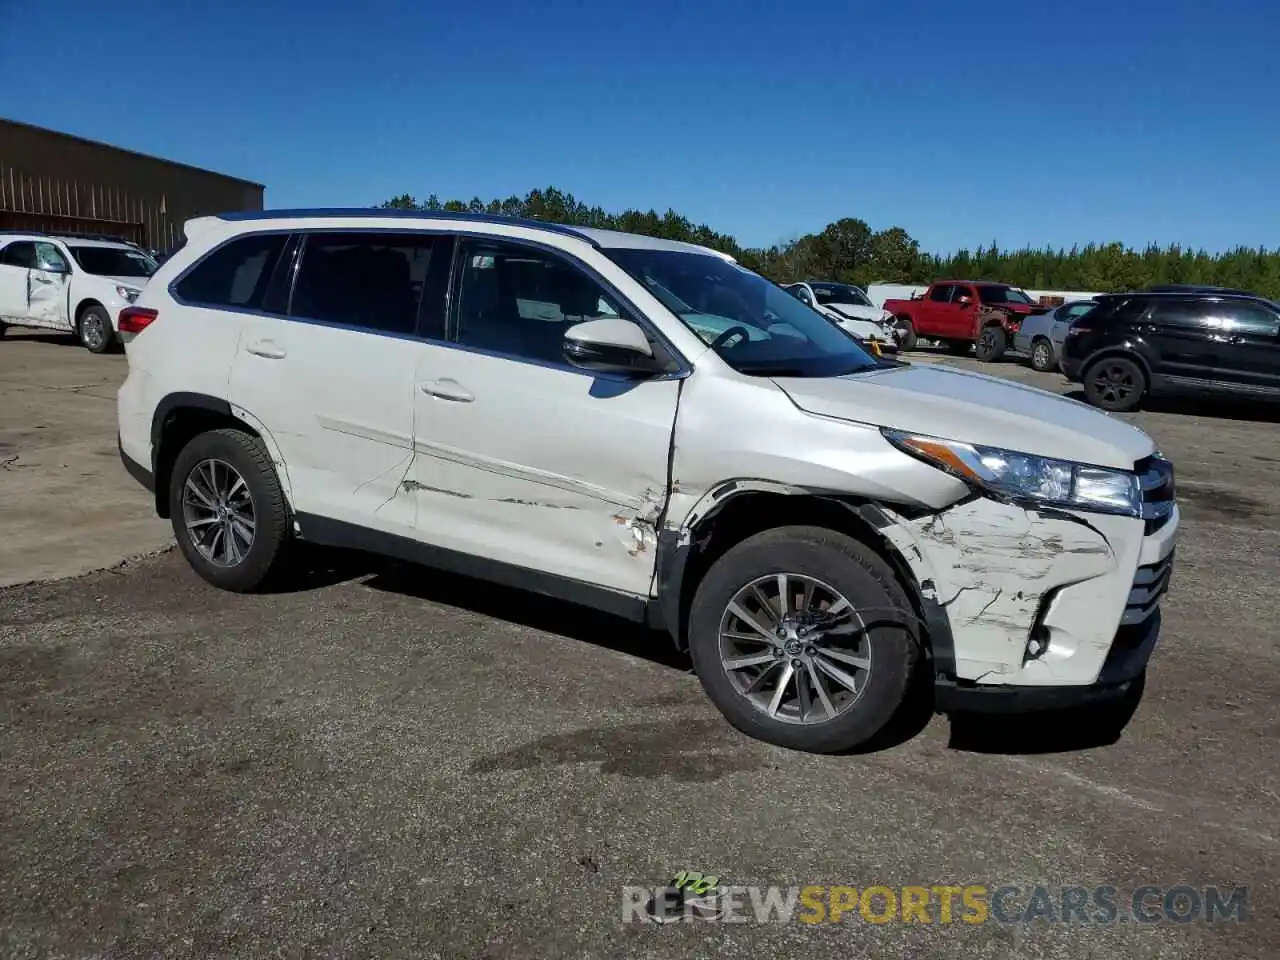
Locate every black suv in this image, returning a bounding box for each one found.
[1059,287,1280,412]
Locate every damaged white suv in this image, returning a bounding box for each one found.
[117,210,1177,754]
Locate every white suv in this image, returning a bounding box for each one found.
[116,209,1179,754]
[0,232,158,352]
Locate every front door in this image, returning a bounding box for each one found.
[410,236,682,597]
[1205,299,1280,396]
[227,229,451,535]
[947,283,979,338]
[0,241,37,322]
[28,242,72,329]
[1144,298,1222,386]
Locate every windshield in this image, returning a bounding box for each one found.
[976,284,1034,305]
[811,282,873,308]
[69,246,157,278]
[604,248,879,377]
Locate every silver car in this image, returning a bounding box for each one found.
[1014,299,1097,371]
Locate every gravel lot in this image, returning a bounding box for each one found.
[1,337,1277,958]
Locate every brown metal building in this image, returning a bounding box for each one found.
[0,118,264,253]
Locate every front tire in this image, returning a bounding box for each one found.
[168,428,291,592]
[1029,337,1055,371]
[687,526,920,754]
[974,325,1007,362]
[78,305,116,354]
[1083,356,1146,412]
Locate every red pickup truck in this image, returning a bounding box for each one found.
[883,280,1051,361]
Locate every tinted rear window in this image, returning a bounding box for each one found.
[174,233,288,310]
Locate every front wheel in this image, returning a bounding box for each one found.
[974,325,1007,362]
[168,428,292,592]
[687,526,920,754]
[78,305,116,354]
[1083,356,1146,412]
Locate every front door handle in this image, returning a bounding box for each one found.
[246,339,286,359]
[420,378,474,402]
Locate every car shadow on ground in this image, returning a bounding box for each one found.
[1,332,80,347]
[1063,388,1280,424]
[945,675,1146,755]
[272,544,1141,756]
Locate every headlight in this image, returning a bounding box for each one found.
[883,429,1141,517]
[116,285,140,303]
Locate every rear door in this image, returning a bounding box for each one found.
[1205,299,1280,396]
[918,283,953,335]
[227,229,452,535]
[0,241,36,322]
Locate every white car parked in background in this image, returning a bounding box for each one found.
[0,232,157,353]
[783,281,899,352]
[1013,298,1098,372]
[117,209,1177,754]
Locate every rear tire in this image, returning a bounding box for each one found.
[893,317,917,351]
[687,526,920,754]
[974,325,1007,362]
[168,428,292,592]
[1029,337,1055,372]
[1083,356,1146,412]
[77,304,116,354]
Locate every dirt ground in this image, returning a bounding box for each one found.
[0,335,1276,958]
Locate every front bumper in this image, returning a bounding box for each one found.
[118,432,155,493]
[874,492,1178,713]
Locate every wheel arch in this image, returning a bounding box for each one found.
[1080,347,1154,386]
[74,297,106,326]
[652,484,950,672]
[150,393,294,519]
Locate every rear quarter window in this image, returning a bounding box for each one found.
[173,233,289,311]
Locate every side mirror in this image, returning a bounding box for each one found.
[563,317,661,375]
[956,295,973,307]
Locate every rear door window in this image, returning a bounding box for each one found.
[929,284,954,302]
[0,242,37,268]
[289,232,451,338]
[175,233,289,311]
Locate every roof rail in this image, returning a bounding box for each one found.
[0,228,139,245]
[214,207,601,246]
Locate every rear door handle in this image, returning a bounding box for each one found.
[419,378,474,402]
[246,339,286,359]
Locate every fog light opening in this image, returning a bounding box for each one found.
[1025,625,1050,662]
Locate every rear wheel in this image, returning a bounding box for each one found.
[892,317,917,351]
[77,305,115,354]
[687,526,919,754]
[168,428,292,592]
[974,325,1007,362]
[1083,356,1146,412]
[1029,337,1055,371]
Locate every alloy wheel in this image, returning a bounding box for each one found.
[1093,363,1136,404]
[81,314,107,351]
[1032,341,1051,369]
[718,573,871,725]
[182,458,256,567]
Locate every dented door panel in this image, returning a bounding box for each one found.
[229,316,420,534]
[411,346,680,596]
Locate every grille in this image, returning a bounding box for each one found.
[1135,454,1175,534]
[1123,549,1175,626]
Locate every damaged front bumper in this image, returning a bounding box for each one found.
[876,490,1179,714]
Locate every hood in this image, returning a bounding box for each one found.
[106,275,150,290]
[772,363,1156,470]
[826,302,886,323]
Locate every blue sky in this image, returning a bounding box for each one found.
[3,0,1276,254]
